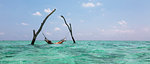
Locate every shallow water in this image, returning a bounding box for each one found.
[0,40,150,64]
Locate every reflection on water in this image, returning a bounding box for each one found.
[0,41,150,64]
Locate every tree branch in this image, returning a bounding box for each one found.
[69,23,72,32]
[33,30,36,36]
[61,15,76,43]
[31,9,56,45]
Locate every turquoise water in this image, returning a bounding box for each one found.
[0,41,150,64]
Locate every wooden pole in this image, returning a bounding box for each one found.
[61,15,76,43]
[31,9,56,45]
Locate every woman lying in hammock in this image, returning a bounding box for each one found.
[43,33,66,44]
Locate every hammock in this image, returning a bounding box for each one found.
[42,33,66,44]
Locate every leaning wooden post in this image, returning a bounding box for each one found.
[31,9,56,45]
[61,15,76,43]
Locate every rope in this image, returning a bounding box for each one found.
[42,32,47,39]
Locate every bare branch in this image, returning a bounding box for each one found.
[33,30,36,36]
[31,9,56,45]
[61,15,76,43]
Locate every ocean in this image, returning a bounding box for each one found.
[0,40,150,64]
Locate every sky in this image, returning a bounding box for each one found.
[0,0,150,41]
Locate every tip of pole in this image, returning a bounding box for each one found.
[61,15,63,17]
[53,9,56,11]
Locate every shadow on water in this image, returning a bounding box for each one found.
[67,48,125,63]
[0,44,34,59]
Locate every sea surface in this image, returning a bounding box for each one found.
[0,40,150,64]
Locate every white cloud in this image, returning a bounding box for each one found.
[105,20,134,34]
[0,32,5,35]
[76,33,83,36]
[143,27,150,32]
[96,2,102,6]
[54,27,61,31]
[118,20,127,25]
[101,29,105,32]
[44,8,51,13]
[80,20,85,23]
[117,20,128,28]
[111,20,128,29]
[32,11,42,16]
[98,29,134,36]
[113,29,134,33]
[102,13,105,16]
[97,28,105,32]
[82,2,95,7]
[82,2,102,8]
[21,22,29,26]
[97,24,134,36]
[45,32,52,35]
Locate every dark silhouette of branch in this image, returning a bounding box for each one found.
[61,15,76,43]
[31,9,56,45]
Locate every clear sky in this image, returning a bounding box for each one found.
[0,0,150,41]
